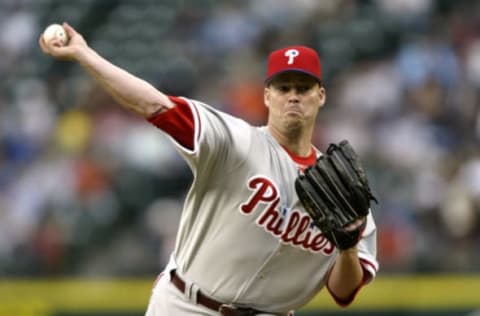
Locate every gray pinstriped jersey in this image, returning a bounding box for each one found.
[163,97,378,313]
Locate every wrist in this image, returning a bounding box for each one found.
[77,45,95,65]
[338,246,358,255]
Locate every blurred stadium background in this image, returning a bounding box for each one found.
[1,0,480,315]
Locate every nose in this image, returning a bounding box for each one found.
[287,88,301,100]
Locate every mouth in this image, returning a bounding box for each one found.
[285,105,303,116]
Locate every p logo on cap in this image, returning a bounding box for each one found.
[266,45,322,83]
[285,49,300,64]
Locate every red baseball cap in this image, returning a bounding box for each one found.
[265,45,322,83]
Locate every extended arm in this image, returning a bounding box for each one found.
[39,22,174,117]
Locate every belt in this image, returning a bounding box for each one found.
[170,270,264,316]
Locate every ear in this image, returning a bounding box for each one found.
[318,86,326,107]
[264,87,270,108]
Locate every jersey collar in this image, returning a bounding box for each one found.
[281,145,317,170]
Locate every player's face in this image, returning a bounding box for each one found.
[264,72,325,131]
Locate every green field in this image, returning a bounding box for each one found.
[0,275,479,316]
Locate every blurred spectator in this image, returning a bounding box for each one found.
[1,0,480,276]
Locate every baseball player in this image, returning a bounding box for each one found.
[39,23,378,316]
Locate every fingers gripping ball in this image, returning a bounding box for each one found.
[43,24,69,45]
[295,140,378,250]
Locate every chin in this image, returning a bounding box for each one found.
[283,117,303,131]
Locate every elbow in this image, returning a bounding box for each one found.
[141,94,176,118]
[132,88,175,118]
[143,102,170,118]
[326,264,371,308]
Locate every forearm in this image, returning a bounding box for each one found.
[76,47,174,117]
[327,247,364,301]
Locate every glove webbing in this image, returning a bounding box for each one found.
[331,141,378,203]
[304,158,357,224]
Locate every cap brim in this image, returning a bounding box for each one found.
[265,69,321,84]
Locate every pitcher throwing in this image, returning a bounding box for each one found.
[40,22,379,316]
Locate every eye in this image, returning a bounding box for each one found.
[277,85,291,93]
[296,85,311,93]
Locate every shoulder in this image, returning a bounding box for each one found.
[189,98,259,136]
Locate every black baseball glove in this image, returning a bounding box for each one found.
[295,140,377,251]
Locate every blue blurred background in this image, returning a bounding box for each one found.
[1,0,480,314]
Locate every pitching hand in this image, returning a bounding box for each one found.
[39,22,88,61]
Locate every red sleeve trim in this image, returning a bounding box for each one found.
[147,96,195,150]
[326,264,371,307]
[359,258,377,283]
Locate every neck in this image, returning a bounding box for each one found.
[267,124,314,157]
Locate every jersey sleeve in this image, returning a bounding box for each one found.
[357,212,379,283]
[147,96,253,175]
[147,96,195,150]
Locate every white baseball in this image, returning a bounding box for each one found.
[43,24,69,45]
